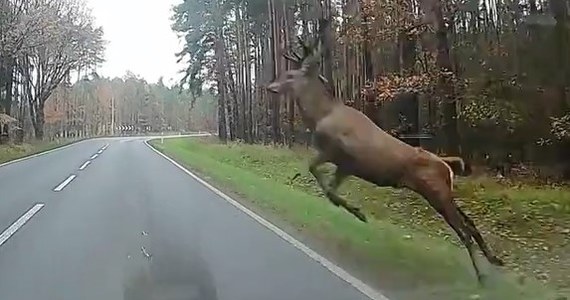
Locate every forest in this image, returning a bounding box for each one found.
[1,0,570,297]
[164,0,570,294]
[171,0,570,180]
[0,0,214,143]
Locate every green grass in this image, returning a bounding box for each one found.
[150,137,569,300]
[0,139,78,165]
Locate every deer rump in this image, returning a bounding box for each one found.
[314,105,453,190]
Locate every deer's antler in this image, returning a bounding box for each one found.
[282,52,301,64]
[281,32,331,87]
[282,37,309,66]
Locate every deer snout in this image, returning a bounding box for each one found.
[266,82,280,93]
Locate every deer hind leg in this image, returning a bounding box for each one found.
[457,207,504,266]
[424,186,486,284]
[437,205,485,284]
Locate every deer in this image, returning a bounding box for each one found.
[265,19,504,284]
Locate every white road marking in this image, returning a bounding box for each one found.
[0,203,45,247]
[79,161,91,171]
[53,175,77,192]
[145,139,389,300]
[97,149,103,154]
[0,138,102,169]
[102,144,109,150]
[90,154,99,160]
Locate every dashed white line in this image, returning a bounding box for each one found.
[97,149,103,154]
[53,175,77,192]
[102,144,109,150]
[0,203,45,247]
[90,154,99,160]
[79,161,91,171]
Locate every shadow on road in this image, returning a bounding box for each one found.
[122,228,218,300]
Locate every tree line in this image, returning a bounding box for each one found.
[43,73,216,139]
[171,0,570,178]
[0,0,104,140]
[1,0,209,142]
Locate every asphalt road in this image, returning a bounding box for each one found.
[0,136,377,300]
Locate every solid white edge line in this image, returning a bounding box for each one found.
[79,161,91,171]
[0,138,102,169]
[144,139,390,300]
[90,154,99,160]
[53,174,77,192]
[0,203,45,247]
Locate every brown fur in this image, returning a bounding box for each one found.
[267,25,503,283]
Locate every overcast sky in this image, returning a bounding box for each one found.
[86,0,184,85]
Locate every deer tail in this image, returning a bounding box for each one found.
[440,157,468,176]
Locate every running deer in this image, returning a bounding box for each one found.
[266,19,504,283]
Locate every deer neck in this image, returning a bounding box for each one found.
[295,83,337,129]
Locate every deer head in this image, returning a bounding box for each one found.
[266,18,329,95]
[266,38,323,95]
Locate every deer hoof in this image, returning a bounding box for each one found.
[489,256,505,267]
[352,209,367,223]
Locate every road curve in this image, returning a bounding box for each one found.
[0,136,377,300]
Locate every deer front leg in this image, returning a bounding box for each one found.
[309,157,367,223]
[308,152,330,192]
[325,170,367,223]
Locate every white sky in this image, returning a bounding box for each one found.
[86,0,184,86]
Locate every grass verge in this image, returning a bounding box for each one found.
[149,137,569,300]
[0,138,79,165]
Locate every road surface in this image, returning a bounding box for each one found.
[0,136,377,300]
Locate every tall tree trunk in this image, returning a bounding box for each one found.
[1,60,14,117]
[1,62,14,136]
[253,32,262,142]
[215,12,228,142]
[244,9,253,144]
[285,1,295,147]
[359,0,373,82]
[30,99,45,140]
[551,0,570,178]
[236,7,247,140]
[320,0,335,91]
[261,30,272,144]
[225,49,238,140]
[397,31,417,75]
[269,0,282,144]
